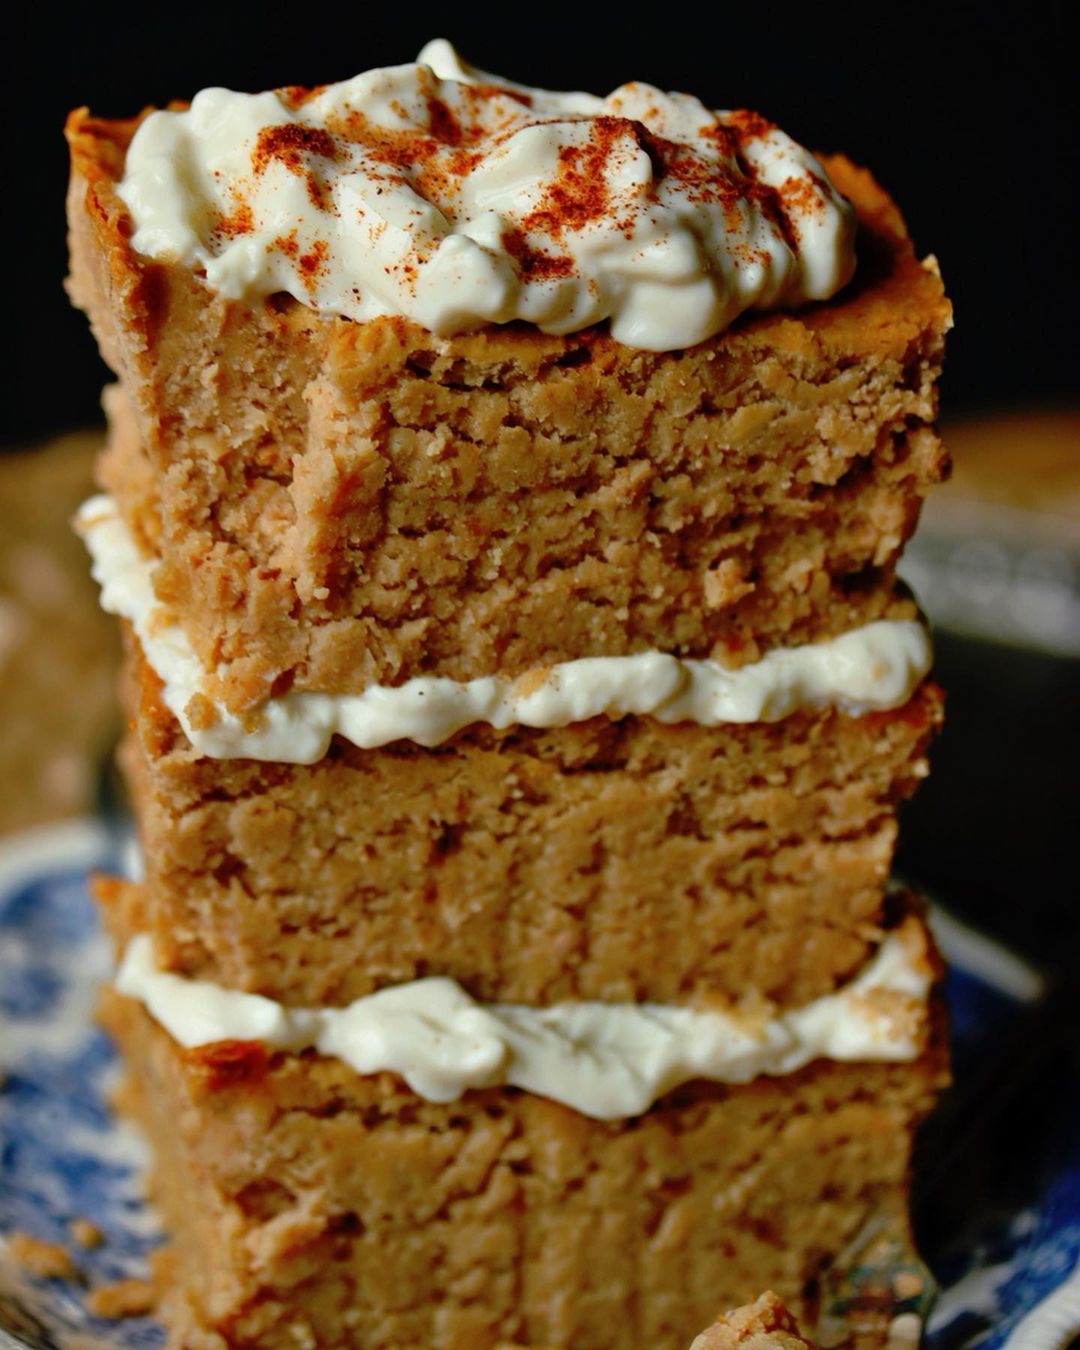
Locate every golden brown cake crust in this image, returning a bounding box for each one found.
[68,108,949,712]
[100,984,947,1350]
[110,630,943,1009]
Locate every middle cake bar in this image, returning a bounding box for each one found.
[112,632,940,1009]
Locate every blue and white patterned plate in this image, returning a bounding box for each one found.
[1,821,1077,1348]
[0,821,161,1349]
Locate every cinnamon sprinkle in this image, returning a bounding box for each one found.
[279,83,330,109]
[208,80,813,284]
[776,172,827,219]
[215,201,254,239]
[251,123,338,174]
[326,109,483,203]
[500,227,574,281]
[519,117,623,239]
[724,108,778,141]
[320,83,544,205]
[269,229,299,258]
[297,239,329,288]
[250,123,340,212]
[638,126,749,234]
[424,92,464,146]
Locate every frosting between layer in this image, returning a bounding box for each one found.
[116,918,933,1119]
[78,495,933,764]
[115,40,856,352]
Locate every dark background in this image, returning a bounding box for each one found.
[7,3,1077,446]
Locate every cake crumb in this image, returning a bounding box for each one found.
[5,1231,78,1280]
[87,1276,156,1319]
[690,1292,814,1349]
[886,1311,923,1347]
[69,1217,105,1249]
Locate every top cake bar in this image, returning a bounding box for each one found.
[66,93,949,715]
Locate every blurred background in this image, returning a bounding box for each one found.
[0,5,1078,1337]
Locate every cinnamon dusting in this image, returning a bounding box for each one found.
[499,227,574,281]
[215,201,254,240]
[251,123,339,175]
[298,239,329,288]
[251,123,339,211]
[269,229,299,258]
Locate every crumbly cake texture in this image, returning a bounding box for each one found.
[100,983,945,1350]
[67,108,949,713]
[689,1294,814,1350]
[67,72,951,1349]
[4,1232,79,1281]
[109,631,942,1009]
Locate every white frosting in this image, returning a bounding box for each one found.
[77,495,932,764]
[115,39,856,352]
[116,919,932,1120]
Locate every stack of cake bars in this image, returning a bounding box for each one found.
[67,105,950,1349]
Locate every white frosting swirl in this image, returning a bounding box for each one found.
[77,495,932,764]
[115,39,856,351]
[116,917,933,1119]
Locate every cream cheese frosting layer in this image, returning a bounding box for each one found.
[115,39,855,352]
[77,496,934,766]
[78,495,933,764]
[116,917,934,1120]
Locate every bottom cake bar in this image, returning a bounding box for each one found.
[97,907,946,1350]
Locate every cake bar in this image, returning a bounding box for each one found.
[105,623,941,1009]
